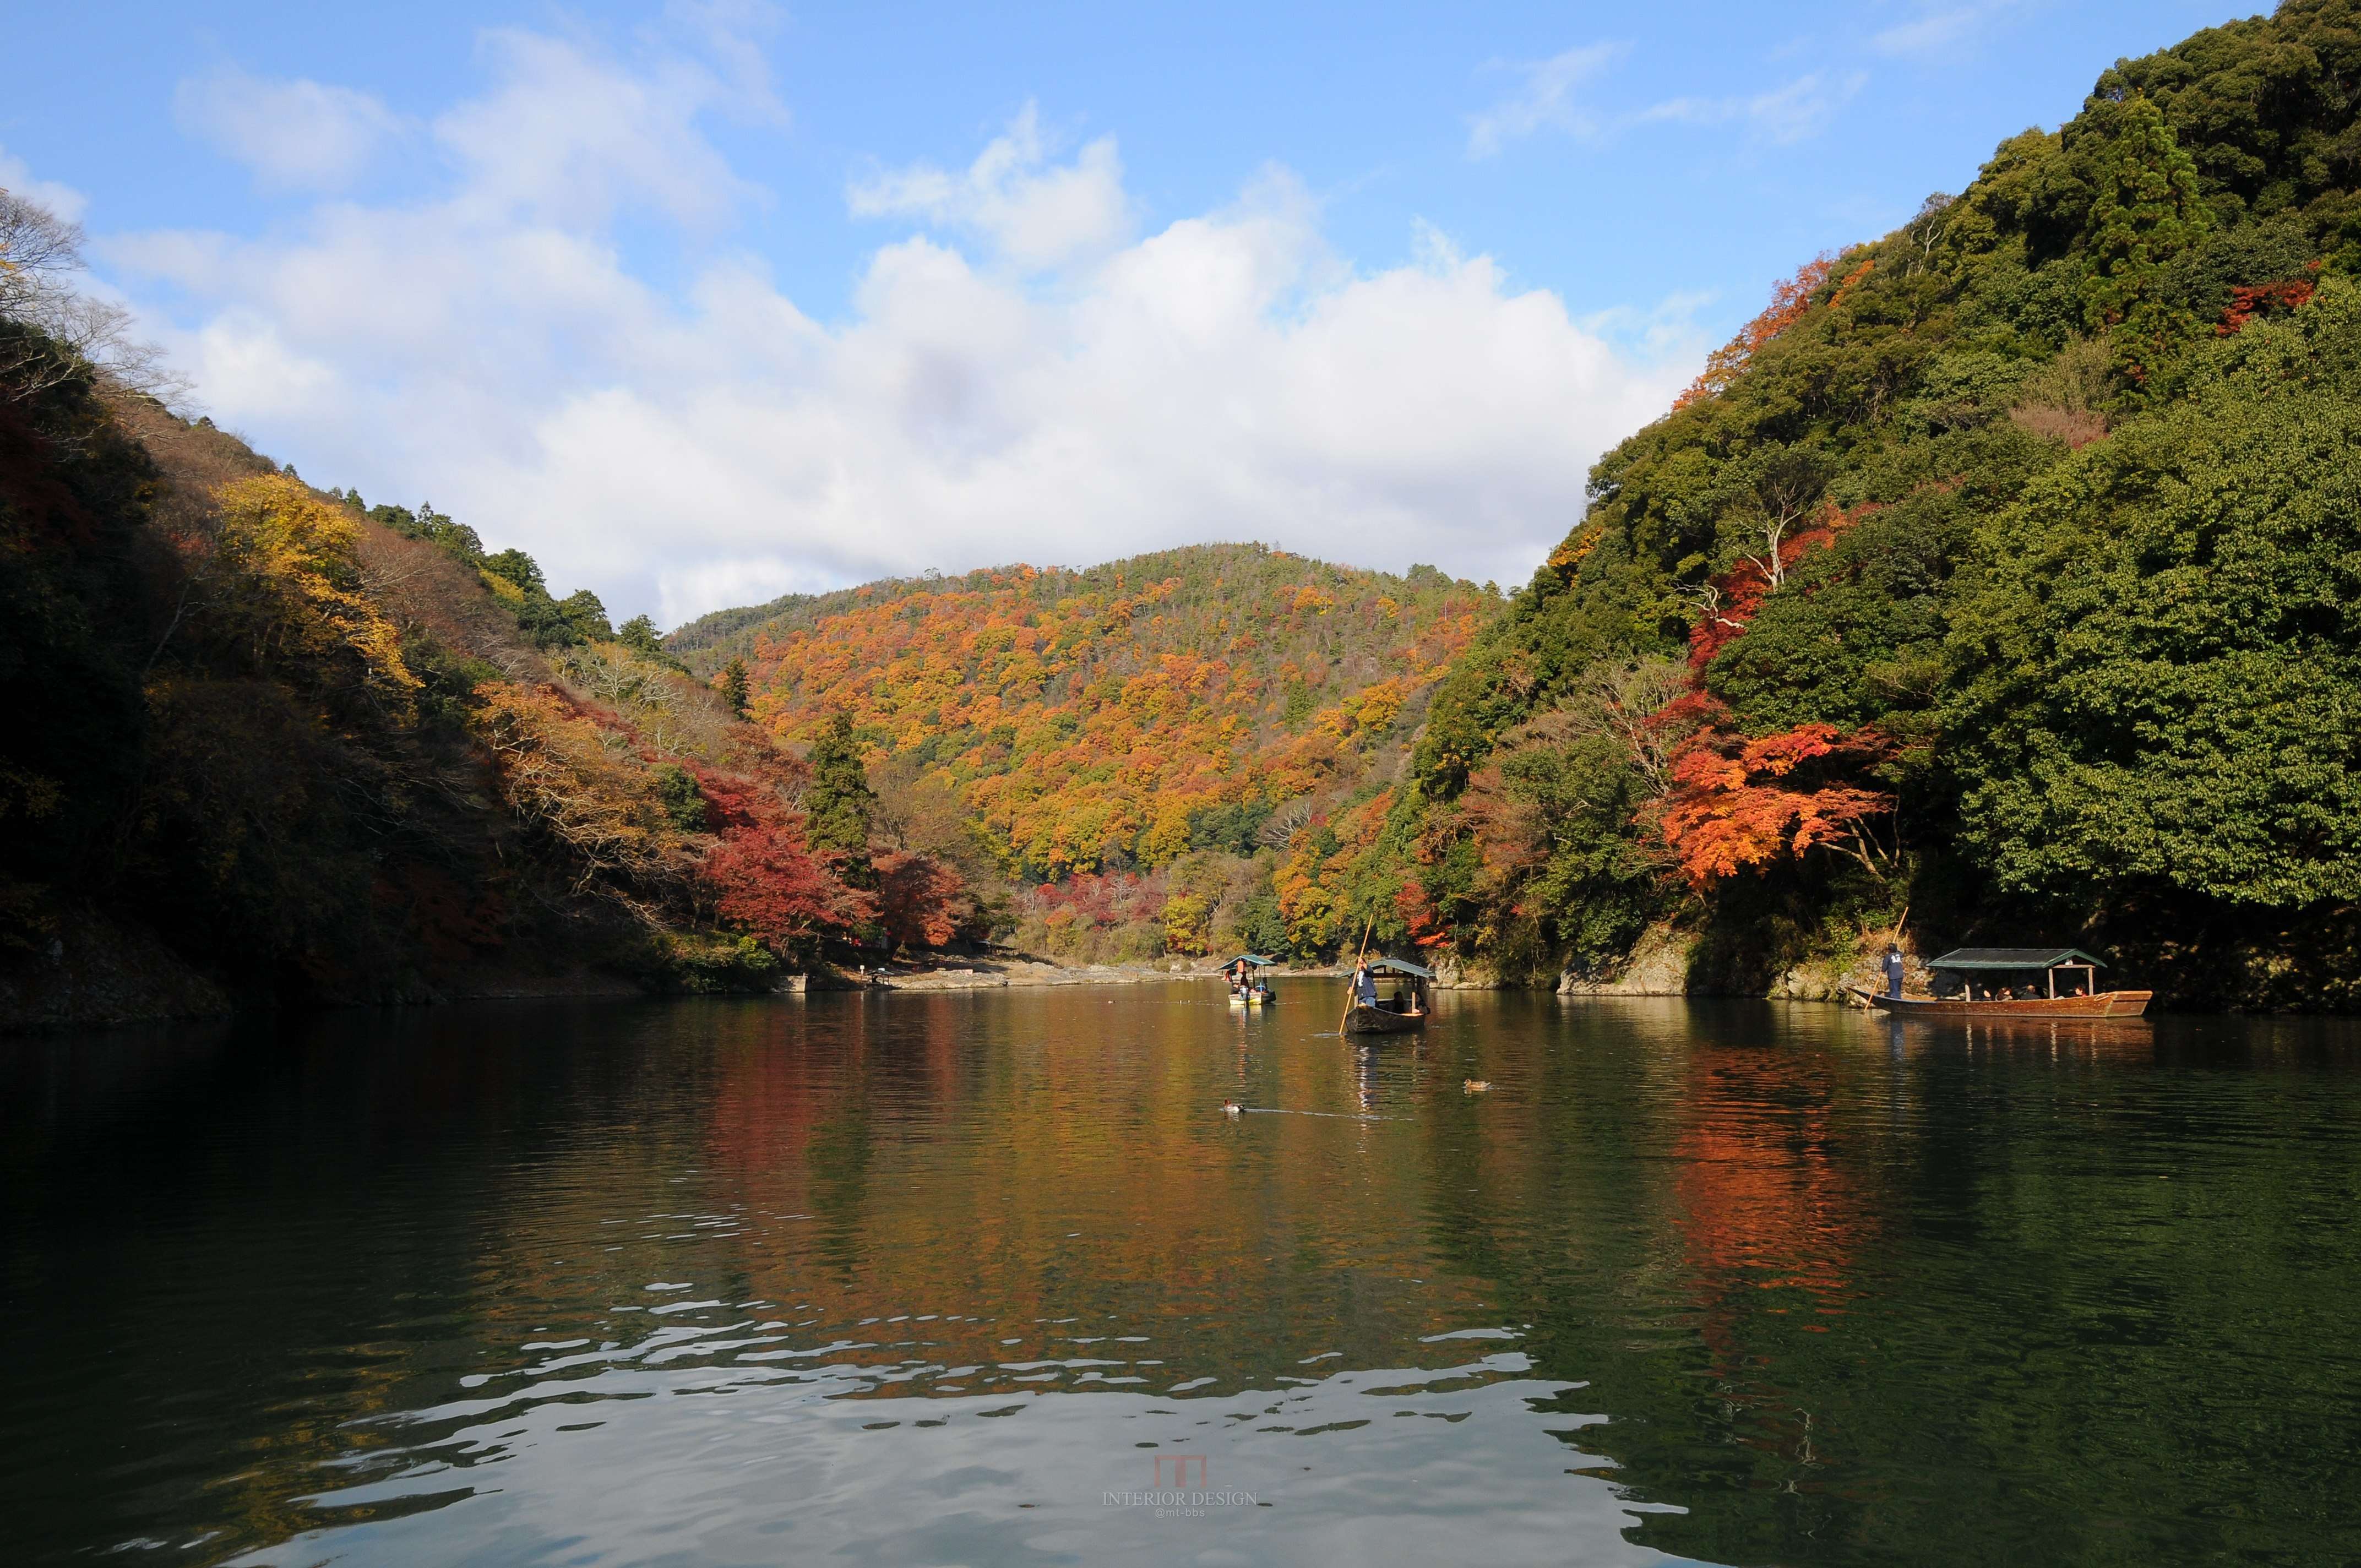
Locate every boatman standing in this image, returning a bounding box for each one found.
[1884,942,1906,1000]
[1354,960,1378,1008]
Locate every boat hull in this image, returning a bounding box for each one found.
[1847,986,2152,1019]
[1342,1004,1426,1035]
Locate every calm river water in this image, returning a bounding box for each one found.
[4,988,2359,1566]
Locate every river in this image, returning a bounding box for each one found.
[4,987,2357,1565]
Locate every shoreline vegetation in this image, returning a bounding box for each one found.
[7,2,2361,1030]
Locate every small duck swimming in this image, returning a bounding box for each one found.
[1462,1079,1490,1093]
[1222,1100,1242,1116]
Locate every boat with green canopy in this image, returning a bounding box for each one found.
[1848,947,2151,1017]
[1341,956,1432,1036]
[1222,954,1276,1006]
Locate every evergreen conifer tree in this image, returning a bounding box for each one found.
[2081,95,2210,377]
[805,712,877,885]
[618,615,666,657]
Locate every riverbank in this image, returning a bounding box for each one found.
[858,955,1234,992]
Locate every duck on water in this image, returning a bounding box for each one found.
[1847,946,2152,1018]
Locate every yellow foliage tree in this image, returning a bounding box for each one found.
[210,475,419,712]
[471,682,683,901]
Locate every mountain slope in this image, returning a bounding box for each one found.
[1383,0,2361,1008]
[675,545,1495,883]
[0,231,933,1025]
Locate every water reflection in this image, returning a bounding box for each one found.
[4,992,2359,1565]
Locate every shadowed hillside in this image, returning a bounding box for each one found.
[0,193,963,1027]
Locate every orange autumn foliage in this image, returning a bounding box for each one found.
[874,849,962,950]
[686,546,1488,880]
[1658,720,1896,885]
[2217,275,2316,334]
[1672,254,1845,412]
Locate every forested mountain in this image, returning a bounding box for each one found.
[1372,0,2361,1008]
[0,194,969,1026]
[672,548,1494,961]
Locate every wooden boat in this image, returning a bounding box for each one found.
[1222,954,1276,1008]
[1847,987,2152,1018]
[1341,956,1432,1036]
[1848,946,2152,1018]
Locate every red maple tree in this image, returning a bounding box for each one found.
[874,849,962,951]
[694,767,875,949]
[1658,719,1897,885]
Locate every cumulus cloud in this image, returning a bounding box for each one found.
[850,103,1131,272]
[108,26,1696,626]
[1466,43,1629,158]
[436,28,761,228]
[173,67,405,191]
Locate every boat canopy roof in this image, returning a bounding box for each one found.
[1223,954,1275,968]
[1929,947,2106,971]
[1362,956,1434,979]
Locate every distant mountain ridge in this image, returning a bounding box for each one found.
[673,543,1496,882]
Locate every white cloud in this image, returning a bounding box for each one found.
[0,148,91,224]
[436,29,760,228]
[1636,71,1867,146]
[849,103,1131,271]
[1466,43,1629,159]
[173,67,405,191]
[111,28,1697,627]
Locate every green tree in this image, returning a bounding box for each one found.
[651,763,709,833]
[1232,888,1286,956]
[1946,280,2361,910]
[2081,95,2210,372]
[558,589,613,643]
[618,614,666,658]
[719,657,750,718]
[805,711,878,883]
[480,548,547,594]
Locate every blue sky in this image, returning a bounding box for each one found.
[7,0,2242,623]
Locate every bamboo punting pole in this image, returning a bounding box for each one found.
[1339,915,1375,1037]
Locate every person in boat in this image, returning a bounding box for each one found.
[1884,942,1905,1000]
[1353,960,1378,1009]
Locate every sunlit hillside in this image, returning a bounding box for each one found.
[671,545,1497,884]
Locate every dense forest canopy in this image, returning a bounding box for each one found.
[1374,0,2361,1008]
